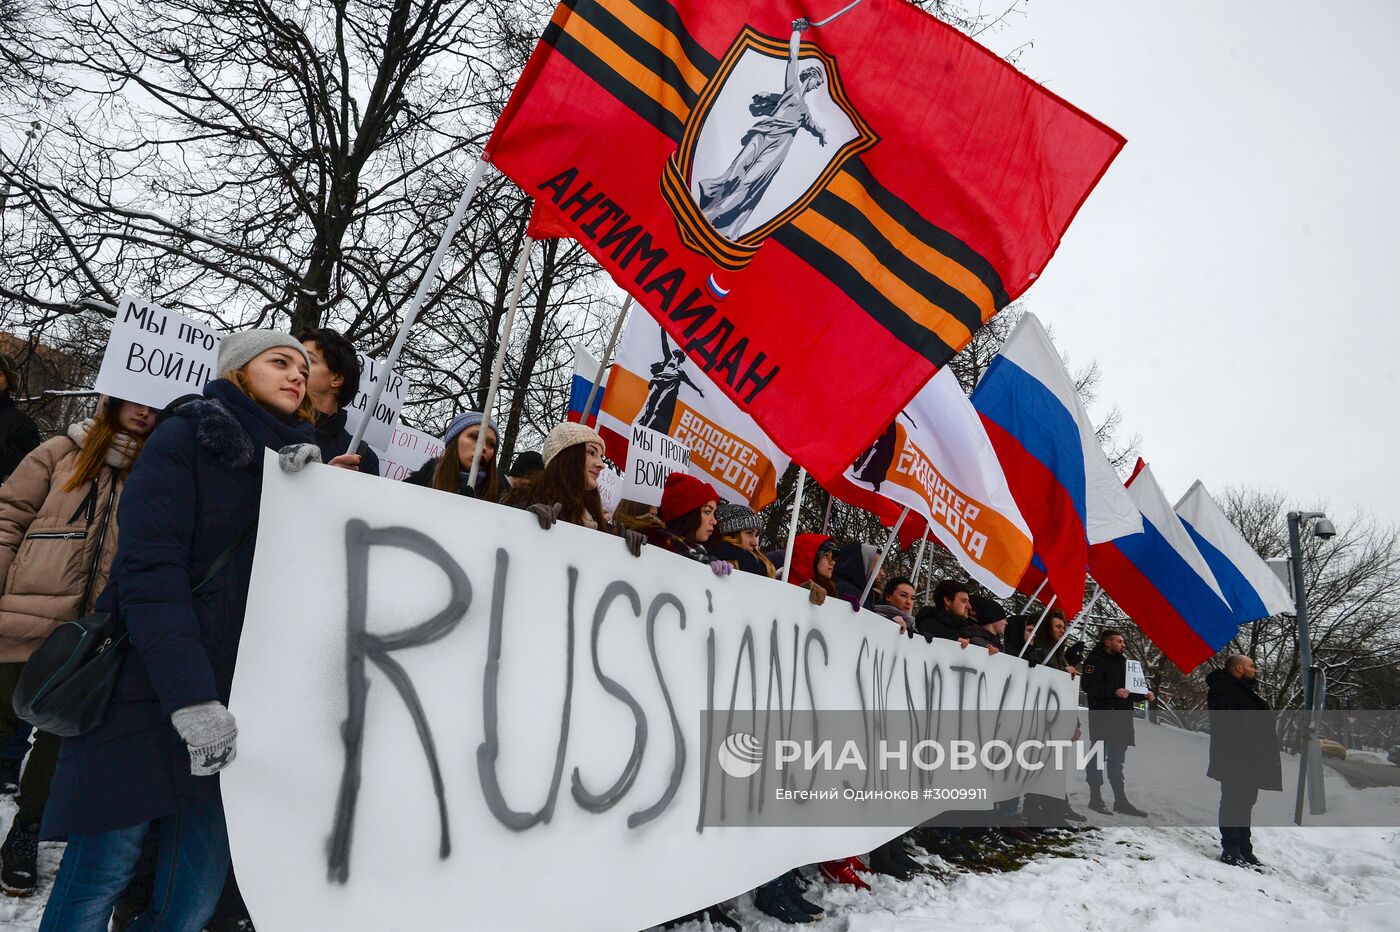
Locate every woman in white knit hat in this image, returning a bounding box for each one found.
[503,422,645,556]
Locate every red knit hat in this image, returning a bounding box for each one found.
[659,472,720,523]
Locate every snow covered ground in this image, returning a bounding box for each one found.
[2,719,1397,930]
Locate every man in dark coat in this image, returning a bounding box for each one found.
[914,579,979,643]
[299,328,381,476]
[1080,629,1153,816]
[0,355,41,482]
[968,595,1008,653]
[1207,655,1281,867]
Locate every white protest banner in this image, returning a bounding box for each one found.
[343,354,409,454]
[374,423,443,481]
[94,294,220,409]
[1125,659,1150,694]
[622,423,691,507]
[225,456,1078,931]
[596,314,789,509]
[828,368,1034,598]
[596,464,623,516]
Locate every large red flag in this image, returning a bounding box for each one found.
[487,0,1123,484]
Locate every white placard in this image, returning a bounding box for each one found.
[596,465,623,516]
[1125,659,1149,694]
[374,424,444,482]
[225,457,1078,931]
[94,294,220,409]
[343,354,409,454]
[622,423,691,507]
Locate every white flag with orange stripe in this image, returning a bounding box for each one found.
[827,368,1033,597]
[596,313,790,510]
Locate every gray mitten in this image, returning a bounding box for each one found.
[171,701,238,776]
[278,443,323,473]
[527,502,563,530]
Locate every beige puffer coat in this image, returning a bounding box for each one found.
[0,418,140,662]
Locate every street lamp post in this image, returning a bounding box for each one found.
[1287,509,1335,823]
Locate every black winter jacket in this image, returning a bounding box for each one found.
[0,392,41,481]
[913,605,980,643]
[1080,645,1147,746]
[313,407,381,477]
[1206,669,1282,790]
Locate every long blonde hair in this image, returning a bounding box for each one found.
[62,397,147,492]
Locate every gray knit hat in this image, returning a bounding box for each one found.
[217,330,310,376]
[715,501,761,536]
[542,421,605,466]
[443,411,500,448]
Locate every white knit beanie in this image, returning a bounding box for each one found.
[218,330,311,376]
[542,421,605,466]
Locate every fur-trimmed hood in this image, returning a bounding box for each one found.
[168,380,314,471]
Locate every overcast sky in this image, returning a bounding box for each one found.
[979,0,1400,526]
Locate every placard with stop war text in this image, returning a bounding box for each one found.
[342,353,409,455]
[373,423,443,482]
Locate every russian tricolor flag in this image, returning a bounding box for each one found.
[971,313,1142,618]
[1090,461,1238,673]
[1176,480,1293,623]
[566,345,606,426]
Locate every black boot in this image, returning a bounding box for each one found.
[702,904,742,930]
[868,839,922,880]
[1113,797,1149,817]
[777,871,823,916]
[0,758,19,796]
[1239,834,1263,868]
[754,878,818,924]
[0,816,40,897]
[1061,801,1088,823]
[1087,785,1110,814]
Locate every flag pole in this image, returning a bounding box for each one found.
[348,157,489,455]
[1017,594,1058,659]
[1023,578,1049,613]
[860,507,908,606]
[910,528,930,594]
[819,492,834,535]
[811,0,868,28]
[780,468,807,583]
[468,233,535,492]
[1043,586,1104,667]
[581,295,633,427]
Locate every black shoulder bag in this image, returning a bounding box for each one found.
[12,516,257,738]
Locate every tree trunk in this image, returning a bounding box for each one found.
[499,238,559,469]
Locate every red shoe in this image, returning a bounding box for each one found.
[819,858,872,890]
[847,855,872,875]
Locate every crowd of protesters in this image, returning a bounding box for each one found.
[0,331,1264,930]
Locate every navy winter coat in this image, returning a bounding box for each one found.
[43,379,314,839]
[313,407,380,477]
